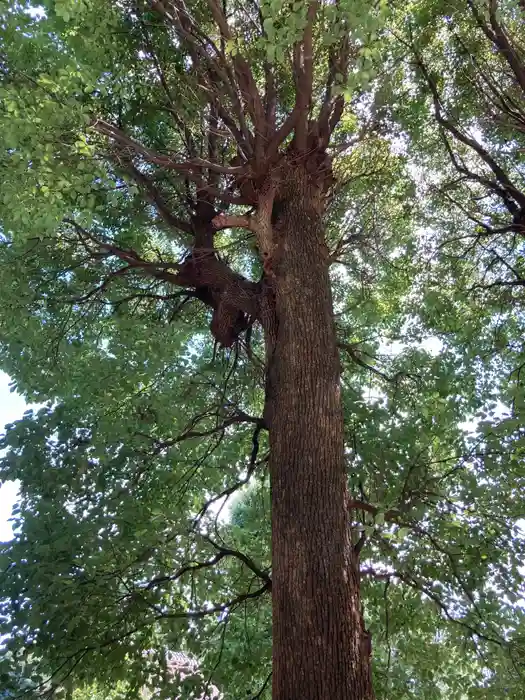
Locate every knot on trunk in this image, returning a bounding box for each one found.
[178,252,260,348]
[210,285,252,347]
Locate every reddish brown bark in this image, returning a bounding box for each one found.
[53,2,383,694]
[70,157,374,698]
[88,33,374,693]
[263,164,374,700]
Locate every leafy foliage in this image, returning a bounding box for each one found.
[0,0,525,698]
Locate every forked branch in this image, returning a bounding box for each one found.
[93,119,247,176]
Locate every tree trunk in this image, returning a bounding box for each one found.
[266,166,374,700]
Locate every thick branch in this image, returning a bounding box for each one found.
[347,499,402,521]
[151,0,255,155]
[64,217,261,346]
[293,1,319,151]
[360,568,393,581]
[212,182,275,260]
[211,213,254,232]
[93,119,247,176]
[318,31,351,146]
[468,0,525,95]
[122,161,193,237]
[266,107,302,159]
[206,0,265,155]
[415,54,525,211]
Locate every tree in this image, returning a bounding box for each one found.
[0,1,524,699]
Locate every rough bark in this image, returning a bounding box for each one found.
[264,165,374,700]
[92,100,374,698]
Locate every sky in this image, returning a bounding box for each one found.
[0,372,27,542]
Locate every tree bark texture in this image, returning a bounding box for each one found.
[75,150,375,698]
[265,166,374,700]
[69,3,381,692]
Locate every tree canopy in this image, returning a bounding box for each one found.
[0,0,525,698]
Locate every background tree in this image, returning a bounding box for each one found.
[0,1,525,699]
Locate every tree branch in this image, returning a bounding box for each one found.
[293,1,319,152]
[93,119,247,176]
[338,342,393,382]
[347,499,402,521]
[414,51,525,212]
[63,218,184,285]
[143,411,263,453]
[468,0,525,95]
[200,533,271,587]
[151,0,255,155]
[206,0,266,146]
[122,161,193,237]
[195,421,265,522]
[160,582,271,619]
[318,29,352,147]
[211,213,255,232]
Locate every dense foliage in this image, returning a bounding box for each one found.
[0,0,525,698]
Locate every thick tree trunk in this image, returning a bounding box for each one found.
[266,167,374,700]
